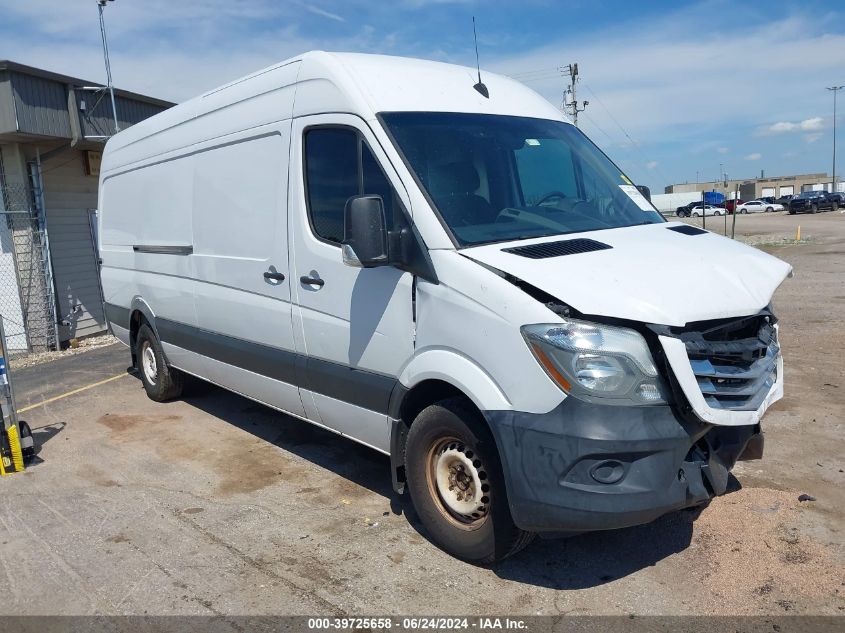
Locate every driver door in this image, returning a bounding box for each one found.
[289,114,415,452]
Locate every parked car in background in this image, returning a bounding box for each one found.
[690,204,723,217]
[724,199,744,213]
[788,191,839,214]
[758,196,777,204]
[829,192,845,205]
[775,194,794,207]
[736,200,784,214]
[675,201,700,217]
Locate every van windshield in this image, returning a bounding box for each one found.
[380,112,664,247]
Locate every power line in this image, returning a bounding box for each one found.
[582,82,670,185]
[580,111,649,184]
[580,111,616,146]
[510,66,668,185]
[508,67,560,79]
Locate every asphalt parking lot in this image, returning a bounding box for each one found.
[1,211,843,616]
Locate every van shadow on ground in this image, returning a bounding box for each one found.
[178,378,727,590]
[17,421,66,468]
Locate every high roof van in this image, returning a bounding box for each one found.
[99,52,791,562]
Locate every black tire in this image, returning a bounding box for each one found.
[405,397,533,563]
[788,209,795,215]
[766,207,773,212]
[715,210,722,216]
[810,204,818,214]
[833,201,839,212]
[136,323,183,401]
[18,420,38,462]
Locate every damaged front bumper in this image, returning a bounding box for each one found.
[485,308,781,535]
[485,397,763,535]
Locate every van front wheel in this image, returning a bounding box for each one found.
[136,323,183,402]
[405,397,533,563]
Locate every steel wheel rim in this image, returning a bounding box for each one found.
[141,342,158,385]
[426,437,490,528]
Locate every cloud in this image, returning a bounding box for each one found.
[402,0,474,6]
[744,153,762,161]
[494,19,844,138]
[0,0,842,192]
[763,117,824,134]
[0,0,406,101]
[804,133,823,144]
[646,161,658,170]
[304,4,346,22]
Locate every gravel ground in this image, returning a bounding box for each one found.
[0,211,842,617]
[8,334,119,369]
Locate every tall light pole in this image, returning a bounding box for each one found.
[97,0,120,134]
[828,85,844,193]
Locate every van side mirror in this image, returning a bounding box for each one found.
[342,195,389,268]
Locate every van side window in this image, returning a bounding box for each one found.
[305,127,397,245]
[362,144,394,227]
[304,128,358,243]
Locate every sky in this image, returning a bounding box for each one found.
[1,0,844,192]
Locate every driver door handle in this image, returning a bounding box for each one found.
[263,271,286,282]
[300,275,324,288]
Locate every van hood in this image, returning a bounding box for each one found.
[462,222,792,327]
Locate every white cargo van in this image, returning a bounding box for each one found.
[99,52,791,562]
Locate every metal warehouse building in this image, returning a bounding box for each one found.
[0,61,171,351]
[665,172,844,201]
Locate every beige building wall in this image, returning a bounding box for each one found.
[665,173,834,199]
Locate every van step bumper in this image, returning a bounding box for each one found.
[484,398,760,535]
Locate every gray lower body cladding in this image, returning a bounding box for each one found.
[484,398,760,535]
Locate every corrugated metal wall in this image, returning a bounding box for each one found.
[4,70,170,139]
[9,72,72,138]
[0,65,172,344]
[41,151,105,340]
[75,91,164,138]
[0,71,18,134]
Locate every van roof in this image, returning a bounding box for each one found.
[104,51,567,164]
[294,51,565,120]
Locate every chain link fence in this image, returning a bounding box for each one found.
[0,177,58,353]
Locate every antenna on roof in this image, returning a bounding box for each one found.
[471,17,489,99]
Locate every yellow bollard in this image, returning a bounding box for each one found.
[796,225,801,241]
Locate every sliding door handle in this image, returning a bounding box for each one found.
[263,271,286,282]
[299,275,324,288]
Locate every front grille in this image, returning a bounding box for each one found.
[678,313,779,411]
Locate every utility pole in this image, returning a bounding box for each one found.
[827,85,843,194]
[97,0,120,134]
[731,183,739,239]
[560,63,589,127]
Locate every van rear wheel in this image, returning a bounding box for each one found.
[405,397,534,563]
[136,323,183,402]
